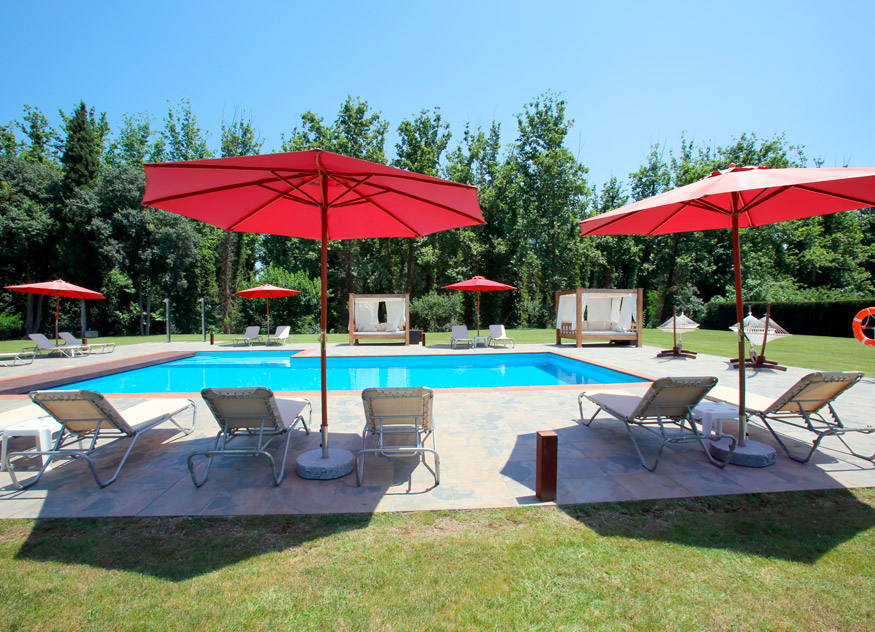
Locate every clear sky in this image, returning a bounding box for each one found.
[3,0,874,190]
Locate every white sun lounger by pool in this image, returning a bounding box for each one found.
[27,333,85,358]
[60,332,115,354]
[580,376,735,471]
[6,390,196,489]
[189,387,311,486]
[233,326,263,346]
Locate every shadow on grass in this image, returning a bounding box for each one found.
[562,488,875,564]
[14,511,375,581]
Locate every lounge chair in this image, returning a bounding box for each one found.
[707,371,874,464]
[450,325,473,349]
[60,332,116,354]
[6,390,196,489]
[579,376,736,471]
[27,333,86,358]
[189,387,311,487]
[233,326,263,346]
[266,325,291,346]
[0,350,35,366]
[357,387,439,486]
[488,324,515,348]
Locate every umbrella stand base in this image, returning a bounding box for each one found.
[296,447,355,480]
[656,347,697,359]
[709,437,776,468]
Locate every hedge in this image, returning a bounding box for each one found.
[699,299,875,338]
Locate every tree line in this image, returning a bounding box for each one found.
[1,93,872,339]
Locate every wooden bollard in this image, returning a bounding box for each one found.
[536,430,558,501]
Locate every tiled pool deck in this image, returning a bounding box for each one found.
[0,340,872,518]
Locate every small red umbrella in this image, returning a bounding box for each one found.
[235,284,300,334]
[579,164,875,460]
[142,149,484,471]
[442,276,516,336]
[4,279,105,342]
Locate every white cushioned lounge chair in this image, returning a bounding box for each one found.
[0,350,35,366]
[27,333,85,358]
[233,326,263,346]
[488,324,515,348]
[707,371,873,464]
[450,325,473,350]
[579,376,736,471]
[266,325,291,346]
[357,387,439,486]
[6,390,196,489]
[60,332,115,354]
[189,387,311,486]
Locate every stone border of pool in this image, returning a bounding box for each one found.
[0,351,197,395]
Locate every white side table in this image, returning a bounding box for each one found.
[692,401,739,437]
[1,418,63,471]
[474,336,488,348]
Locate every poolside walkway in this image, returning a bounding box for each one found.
[0,339,872,518]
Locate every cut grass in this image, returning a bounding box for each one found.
[1,489,873,631]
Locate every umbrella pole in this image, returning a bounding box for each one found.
[55,296,60,343]
[266,298,270,336]
[732,208,748,447]
[320,202,329,459]
[476,293,481,337]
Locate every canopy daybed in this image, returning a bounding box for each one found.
[555,288,643,347]
[349,294,410,345]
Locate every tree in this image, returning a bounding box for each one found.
[60,102,101,193]
[106,112,154,167]
[502,92,592,326]
[216,113,263,332]
[16,106,60,164]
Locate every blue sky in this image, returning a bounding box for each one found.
[4,0,874,190]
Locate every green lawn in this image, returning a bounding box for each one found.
[1,489,873,631]
[3,328,872,375]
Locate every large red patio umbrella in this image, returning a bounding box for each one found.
[5,279,105,342]
[442,276,516,336]
[142,149,484,470]
[235,284,300,334]
[579,164,875,462]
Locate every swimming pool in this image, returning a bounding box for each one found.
[54,351,648,393]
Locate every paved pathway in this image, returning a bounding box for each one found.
[0,340,872,518]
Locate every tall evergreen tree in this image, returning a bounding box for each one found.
[60,101,101,193]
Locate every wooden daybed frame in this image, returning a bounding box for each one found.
[555,288,643,347]
[349,293,410,345]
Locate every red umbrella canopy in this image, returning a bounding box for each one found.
[578,164,875,456]
[235,284,300,299]
[441,276,517,292]
[5,279,105,299]
[442,276,516,336]
[142,149,484,239]
[5,279,105,341]
[235,285,300,334]
[142,149,485,467]
[578,165,875,236]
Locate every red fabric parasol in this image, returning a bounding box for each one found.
[5,279,105,342]
[143,149,484,464]
[579,164,875,450]
[235,284,300,334]
[442,276,516,336]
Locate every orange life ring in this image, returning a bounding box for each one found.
[852,307,875,347]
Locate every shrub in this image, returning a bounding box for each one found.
[0,310,23,340]
[410,291,462,332]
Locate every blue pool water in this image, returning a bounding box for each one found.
[54,352,647,393]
